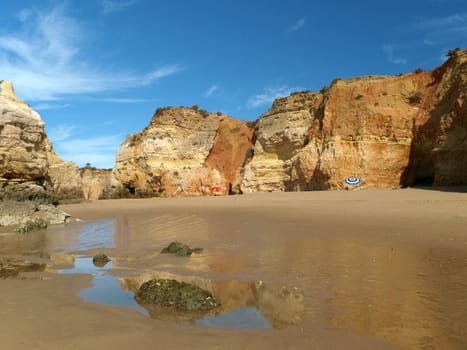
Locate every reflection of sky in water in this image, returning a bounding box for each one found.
[195,307,271,330]
[60,257,273,330]
[67,219,115,251]
[60,257,148,316]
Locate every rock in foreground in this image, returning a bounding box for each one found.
[161,241,203,256]
[92,253,111,267]
[136,278,219,312]
[0,200,71,227]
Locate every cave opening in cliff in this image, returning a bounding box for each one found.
[127,185,136,195]
[413,163,435,187]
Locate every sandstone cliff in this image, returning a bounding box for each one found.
[243,49,466,191]
[0,81,83,225]
[81,167,128,200]
[0,81,129,207]
[0,80,85,201]
[114,107,253,196]
[2,49,465,204]
[117,49,465,194]
[0,80,50,199]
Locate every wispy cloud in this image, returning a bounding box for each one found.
[288,18,306,32]
[33,103,70,111]
[100,97,148,103]
[0,5,181,102]
[143,65,184,84]
[48,124,76,142]
[204,84,219,97]
[247,85,303,108]
[55,134,123,168]
[47,122,122,168]
[100,0,138,14]
[411,13,467,44]
[382,44,407,65]
[408,13,467,31]
[384,12,467,65]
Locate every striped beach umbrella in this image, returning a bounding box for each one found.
[345,177,361,186]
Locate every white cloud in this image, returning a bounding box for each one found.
[143,65,184,84]
[101,0,138,14]
[408,13,467,31]
[400,13,467,46]
[33,103,71,111]
[100,97,148,103]
[48,124,76,142]
[204,84,219,97]
[288,18,306,32]
[382,44,407,65]
[55,134,123,169]
[247,85,303,109]
[0,5,181,102]
[16,9,33,22]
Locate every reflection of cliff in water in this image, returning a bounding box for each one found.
[120,273,304,329]
[249,229,467,350]
[0,257,46,279]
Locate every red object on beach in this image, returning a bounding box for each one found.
[211,186,223,195]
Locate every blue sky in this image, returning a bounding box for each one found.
[0,0,466,168]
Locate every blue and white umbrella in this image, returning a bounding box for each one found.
[345,177,361,186]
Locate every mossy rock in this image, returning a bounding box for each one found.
[136,278,219,312]
[92,253,111,267]
[161,242,203,257]
[15,218,49,233]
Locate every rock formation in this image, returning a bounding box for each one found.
[0,80,84,201]
[0,80,51,199]
[114,107,253,196]
[1,49,465,207]
[117,49,465,194]
[241,92,323,192]
[0,80,83,225]
[243,49,466,191]
[80,167,127,200]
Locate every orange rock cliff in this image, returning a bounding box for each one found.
[115,49,466,195]
[0,49,465,200]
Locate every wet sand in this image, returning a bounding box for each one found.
[1,188,467,349]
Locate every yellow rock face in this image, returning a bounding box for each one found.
[0,81,83,200]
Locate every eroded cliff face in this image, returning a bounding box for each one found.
[404,49,467,186]
[241,92,323,192]
[243,49,466,190]
[0,80,84,201]
[115,50,465,195]
[114,107,253,196]
[290,73,436,190]
[81,168,128,200]
[4,50,463,204]
[0,80,49,197]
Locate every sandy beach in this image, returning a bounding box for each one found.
[1,188,467,349]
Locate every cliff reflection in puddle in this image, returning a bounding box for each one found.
[60,257,302,330]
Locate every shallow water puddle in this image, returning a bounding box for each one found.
[193,307,271,330]
[59,257,280,330]
[60,257,148,315]
[66,219,116,251]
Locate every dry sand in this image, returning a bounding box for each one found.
[1,188,466,349]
